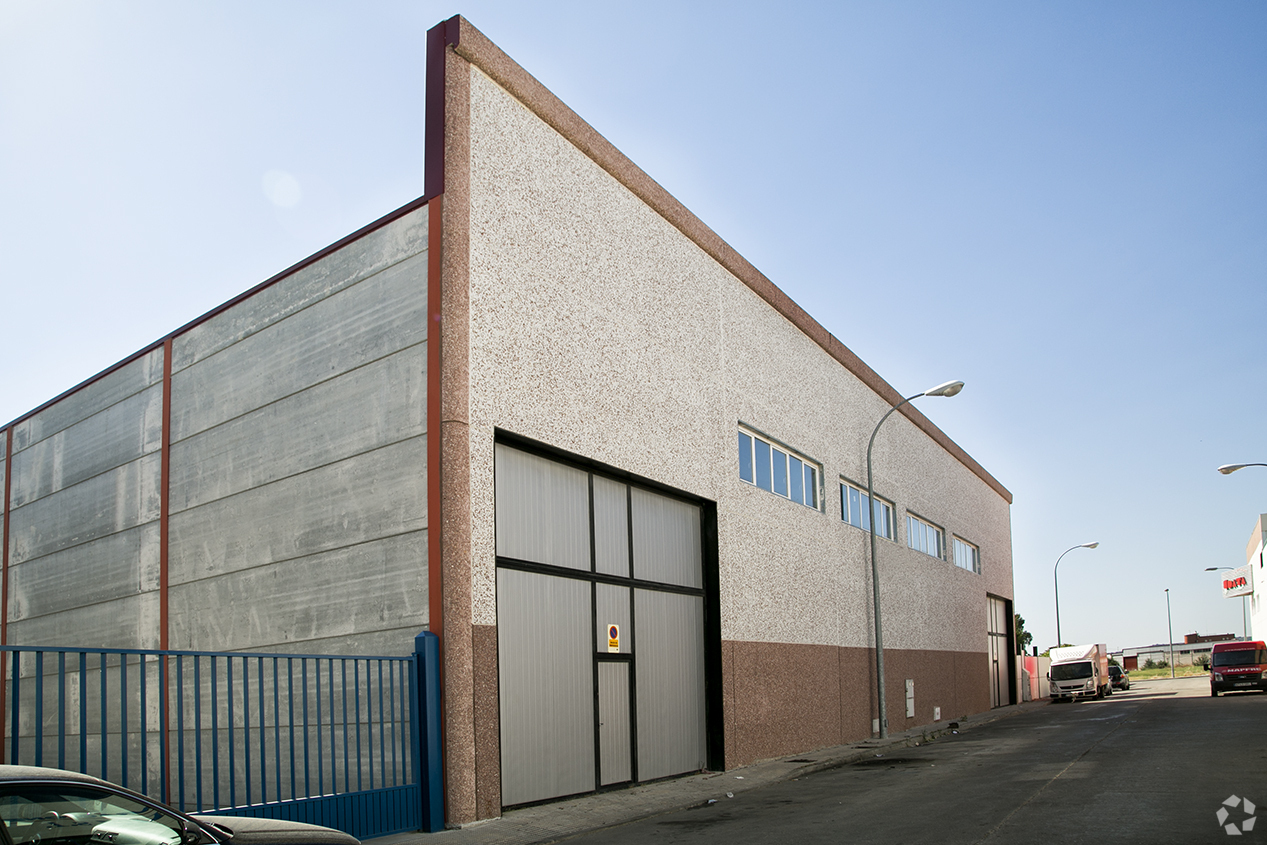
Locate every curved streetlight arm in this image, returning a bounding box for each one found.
[866,383,962,739]
[1218,463,1267,475]
[1053,542,1099,647]
[867,394,923,468]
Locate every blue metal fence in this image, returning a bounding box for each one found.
[0,633,444,839]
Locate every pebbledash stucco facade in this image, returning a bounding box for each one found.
[0,16,1013,825]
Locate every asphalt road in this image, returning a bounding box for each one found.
[566,676,1267,844]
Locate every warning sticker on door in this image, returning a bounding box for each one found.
[607,625,620,653]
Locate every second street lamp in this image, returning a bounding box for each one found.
[867,379,963,739]
[1165,588,1176,679]
[1054,542,1099,647]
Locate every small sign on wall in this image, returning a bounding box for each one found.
[607,624,620,653]
[1222,564,1253,598]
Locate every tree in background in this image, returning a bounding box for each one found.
[1014,613,1033,656]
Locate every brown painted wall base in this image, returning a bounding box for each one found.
[463,631,993,821]
[472,624,501,821]
[723,640,991,768]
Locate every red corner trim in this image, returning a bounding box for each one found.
[1,427,10,762]
[2,426,10,646]
[160,339,172,651]
[427,196,444,651]
[425,16,462,201]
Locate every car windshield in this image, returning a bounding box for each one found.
[1051,661,1093,681]
[1109,666,1122,677]
[1212,649,1267,667]
[0,785,190,845]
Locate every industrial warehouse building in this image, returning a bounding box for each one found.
[0,16,1015,826]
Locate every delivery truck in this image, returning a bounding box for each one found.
[1048,643,1111,701]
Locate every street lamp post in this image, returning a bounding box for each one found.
[1205,566,1249,638]
[1215,463,1264,640]
[1165,588,1175,679]
[867,379,963,739]
[1053,542,1099,647]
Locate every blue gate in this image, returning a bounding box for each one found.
[0,632,444,839]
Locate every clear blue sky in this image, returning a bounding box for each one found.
[3,1,1265,654]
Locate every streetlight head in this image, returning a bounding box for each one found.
[1081,542,1099,549]
[923,380,965,398]
[1218,464,1247,475]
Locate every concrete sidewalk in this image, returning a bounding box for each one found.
[369,698,1049,845]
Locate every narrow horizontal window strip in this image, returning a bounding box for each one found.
[737,427,820,511]
[954,536,980,573]
[907,513,944,560]
[840,481,892,540]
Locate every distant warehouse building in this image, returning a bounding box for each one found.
[0,16,1015,824]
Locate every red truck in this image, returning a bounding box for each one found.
[1209,640,1267,696]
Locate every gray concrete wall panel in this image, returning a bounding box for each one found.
[169,251,428,443]
[6,593,161,650]
[9,452,162,565]
[12,349,163,451]
[162,208,429,657]
[168,345,425,514]
[167,530,427,653]
[9,523,160,621]
[1,189,429,665]
[167,437,425,584]
[10,384,163,509]
[171,205,428,372]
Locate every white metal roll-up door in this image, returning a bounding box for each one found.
[494,443,709,806]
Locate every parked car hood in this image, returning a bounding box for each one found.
[191,816,358,845]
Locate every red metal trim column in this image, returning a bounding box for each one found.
[2,427,10,647]
[160,339,173,800]
[160,339,172,649]
[423,15,463,825]
[427,196,444,659]
[1,427,11,761]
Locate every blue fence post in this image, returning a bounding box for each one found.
[414,632,444,833]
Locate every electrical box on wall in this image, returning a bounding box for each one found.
[906,679,915,718]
